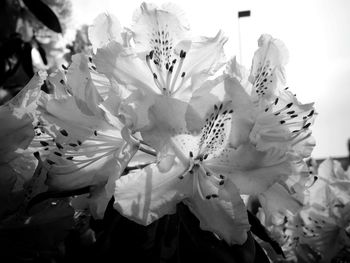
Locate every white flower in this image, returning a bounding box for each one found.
[0,72,46,220]
[33,54,141,218]
[296,159,350,262]
[227,34,316,225]
[92,2,227,131]
[112,73,306,245]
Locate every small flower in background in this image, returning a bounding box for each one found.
[258,158,350,262]
[297,158,350,263]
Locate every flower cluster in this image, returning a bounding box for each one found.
[258,158,350,262]
[0,2,317,256]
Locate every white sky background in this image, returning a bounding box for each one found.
[71,0,350,159]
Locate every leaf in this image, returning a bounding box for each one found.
[91,197,173,262]
[248,210,285,258]
[21,42,34,77]
[22,0,62,33]
[0,35,24,84]
[0,199,74,262]
[27,186,91,211]
[36,40,48,65]
[0,35,23,58]
[177,202,256,263]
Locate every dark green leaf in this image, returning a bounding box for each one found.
[21,42,34,77]
[90,197,175,263]
[36,40,47,65]
[27,186,91,211]
[248,210,285,258]
[178,203,256,263]
[0,35,23,59]
[22,0,62,33]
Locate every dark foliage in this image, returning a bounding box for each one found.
[23,0,62,33]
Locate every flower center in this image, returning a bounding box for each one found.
[173,103,234,199]
[262,93,314,137]
[146,27,187,96]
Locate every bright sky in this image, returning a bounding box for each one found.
[72,0,350,159]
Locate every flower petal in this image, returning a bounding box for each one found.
[185,179,250,245]
[250,88,316,155]
[71,187,110,219]
[67,54,104,116]
[141,95,201,151]
[0,105,34,163]
[180,31,227,83]
[88,13,123,52]
[38,95,124,189]
[206,144,293,194]
[94,41,156,94]
[114,158,192,225]
[224,77,255,147]
[131,2,189,53]
[249,34,289,103]
[259,183,303,226]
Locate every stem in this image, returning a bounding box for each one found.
[125,163,154,172]
[139,145,157,156]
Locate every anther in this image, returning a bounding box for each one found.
[303,123,311,129]
[40,141,49,147]
[60,129,68,136]
[56,143,63,149]
[47,159,55,165]
[179,50,186,58]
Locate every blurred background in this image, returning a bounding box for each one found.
[1,0,350,161]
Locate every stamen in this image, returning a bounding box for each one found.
[169,50,186,93]
[146,54,165,93]
[40,141,49,147]
[47,159,55,165]
[60,129,68,136]
[56,143,63,149]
